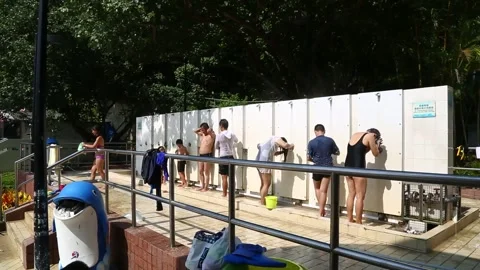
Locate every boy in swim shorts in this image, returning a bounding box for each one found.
[175,139,189,187]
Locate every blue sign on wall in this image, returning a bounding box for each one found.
[413,101,436,118]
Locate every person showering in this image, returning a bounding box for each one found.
[215,119,239,197]
[344,128,383,224]
[194,123,216,192]
[307,124,340,217]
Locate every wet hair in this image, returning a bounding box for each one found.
[280,137,288,162]
[367,128,381,139]
[219,119,229,129]
[314,124,325,133]
[92,124,102,136]
[200,122,209,129]
[176,139,183,145]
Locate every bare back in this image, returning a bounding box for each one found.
[348,132,371,152]
[199,134,215,154]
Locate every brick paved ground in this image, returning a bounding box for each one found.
[2,170,480,270]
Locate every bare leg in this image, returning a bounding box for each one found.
[221,174,228,197]
[354,177,367,224]
[258,170,264,203]
[314,177,331,217]
[346,176,356,223]
[197,162,205,190]
[201,163,211,192]
[90,164,97,181]
[96,159,105,181]
[259,173,272,205]
[179,172,186,187]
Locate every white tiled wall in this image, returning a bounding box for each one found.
[403,86,452,174]
[136,85,455,217]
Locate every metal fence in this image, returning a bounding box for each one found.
[19,142,133,170]
[81,148,480,270]
[5,148,480,270]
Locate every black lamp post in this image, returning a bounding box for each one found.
[32,0,49,268]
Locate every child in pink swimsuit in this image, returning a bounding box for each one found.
[83,125,106,182]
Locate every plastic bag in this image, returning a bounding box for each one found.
[185,230,224,270]
[202,227,242,270]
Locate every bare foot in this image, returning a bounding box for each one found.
[222,193,227,197]
[195,187,203,191]
[201,188,209,192]
[348,219,356,223]
[319,209,326,217]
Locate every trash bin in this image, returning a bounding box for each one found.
[53,181,109,270]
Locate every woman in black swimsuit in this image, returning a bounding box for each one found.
[344,128,383,224]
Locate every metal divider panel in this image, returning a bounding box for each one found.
[219,106,245,189]
[244,103,274,195]
[199,109,220,186]
[354,90,403,216]
[182,110,199,182]
[274,99,308,200]
[135,116,152,175]
[307,95,351,206]
[166,113,182,179]
[153,114,166,148]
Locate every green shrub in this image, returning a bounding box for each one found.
[454,154,480,177]
[1,171,15,189]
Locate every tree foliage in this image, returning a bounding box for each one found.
[0,0,479,142]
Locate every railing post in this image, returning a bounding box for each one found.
[228,163,236,253]
[14,162,18,208]
[329,173,340,270]
[131,153,136,227]
[169,157,176,247]
[0,174,3,222]
[105,152,110,214]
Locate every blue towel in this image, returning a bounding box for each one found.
[224,244,287,268]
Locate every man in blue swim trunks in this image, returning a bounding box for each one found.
[307,124,340,217]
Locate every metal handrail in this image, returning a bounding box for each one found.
[84,148,480,186]
[15,153,34,164]
[13,150,86,207]
[11,147,480,270]
[82,148,480,270]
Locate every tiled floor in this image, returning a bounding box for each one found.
[2,170,480,270]
[0,232,25,270]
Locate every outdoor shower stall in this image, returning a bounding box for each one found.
[136,86,457,227]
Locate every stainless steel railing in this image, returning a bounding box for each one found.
[82,148,480,270]
[5,147,480,270]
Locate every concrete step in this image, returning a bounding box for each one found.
[6,219,31,262]
[24,204,55,235]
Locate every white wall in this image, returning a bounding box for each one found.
[135,86,454,216]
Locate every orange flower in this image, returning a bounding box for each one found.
[1,189,32,211]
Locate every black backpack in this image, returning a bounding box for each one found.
[141,149,160,184]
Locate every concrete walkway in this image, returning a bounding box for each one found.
[2,169,480,270]
[91,171,480,270]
